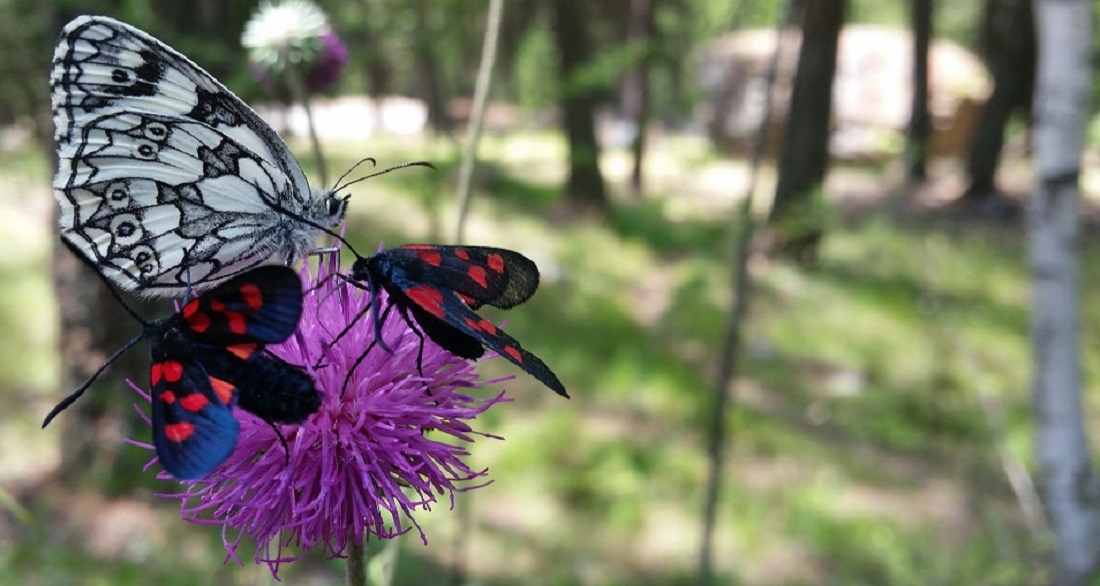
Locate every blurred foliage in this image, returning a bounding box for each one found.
[0,0,1024,146]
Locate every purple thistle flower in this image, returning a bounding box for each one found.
[129,250,510,577]
[304,29,349,92]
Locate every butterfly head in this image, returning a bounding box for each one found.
[320,190,350,224]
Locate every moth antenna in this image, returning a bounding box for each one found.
[42,333,145,427]
[330,157,377,193]
[335,160,436,194]
[60,237,149,327]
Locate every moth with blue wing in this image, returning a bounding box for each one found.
[51,15,349,296]
[42,263,321,480]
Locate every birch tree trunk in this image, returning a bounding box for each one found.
[1029,1,1099,583]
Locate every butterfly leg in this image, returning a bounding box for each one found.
[309,246,341,257]
[182,266,195,304]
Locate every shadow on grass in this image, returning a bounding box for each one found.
[609,199,730,258]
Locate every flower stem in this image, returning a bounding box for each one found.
[285,62,330,186]
[346,540,367,586]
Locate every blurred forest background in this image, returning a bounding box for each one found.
[1,0,1099,584]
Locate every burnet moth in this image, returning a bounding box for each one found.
[343,244,569,398]
[43,262,321,480]
[233,162,567,398]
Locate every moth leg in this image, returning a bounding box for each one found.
[261,418,291,469]
[313,300,383,370]
[340,337,381,397]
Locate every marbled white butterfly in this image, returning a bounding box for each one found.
[51,15,347,296]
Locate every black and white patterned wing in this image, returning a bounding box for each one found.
[51,15,338,296]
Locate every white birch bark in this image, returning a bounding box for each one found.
[1029,1,1098,584]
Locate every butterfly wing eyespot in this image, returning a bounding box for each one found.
[52,16,339,297]
[149,353,239,480]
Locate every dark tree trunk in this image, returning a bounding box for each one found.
[769,0,845,265]
[414,0,453,136]
[353,0,392,134]
[551,0,609,212]
[906,0,932,181]
[52,244,153,491]
[964,0,1035,201]
[622,0,654,198]
[47,6,153,493]
[356,0,390,97]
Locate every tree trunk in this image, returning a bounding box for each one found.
[964,0,1035,201]
[414,0,452,136]
[1029,1,1099,583]
[622,0,654,198]
[697,4,797,583]
[768,0,845,265]
[52,244,152,491]
[46,7,152,493]
[906,0,932,181]
[550,0,609,212]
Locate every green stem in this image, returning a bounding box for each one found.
[346,540,367,586]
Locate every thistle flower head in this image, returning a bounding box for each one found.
[131,250,509,577]
[243,0,330,71]
[304,28,350,92]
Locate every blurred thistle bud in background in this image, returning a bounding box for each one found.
[243,0,348,92]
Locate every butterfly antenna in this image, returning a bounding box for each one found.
[334,161,437,194]
[42,332,145,427]
[60,238,149,327]
[329,157,378,193]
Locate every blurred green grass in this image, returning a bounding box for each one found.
[0,132,1060,585]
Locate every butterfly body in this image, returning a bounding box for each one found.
[51,16,345,296]
[44,265,320,480]
[350,245,568,398]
